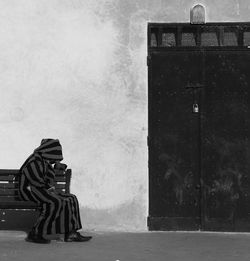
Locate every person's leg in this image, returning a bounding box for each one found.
[26,188,63,243]
[57,193,92,242]
[57,193,82,231]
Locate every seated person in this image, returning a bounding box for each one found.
[19,138,92,244]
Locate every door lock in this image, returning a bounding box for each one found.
[193,103,199,113]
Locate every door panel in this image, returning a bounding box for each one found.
[148,23,250,232]
[148,51,202,230]
[202,51,250,231]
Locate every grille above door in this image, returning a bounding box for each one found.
[149,23,250,48]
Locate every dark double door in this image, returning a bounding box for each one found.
[148,49,250,231]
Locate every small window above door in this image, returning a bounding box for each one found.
[148,23,250,48]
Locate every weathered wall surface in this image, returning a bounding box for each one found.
[0,0,249,231]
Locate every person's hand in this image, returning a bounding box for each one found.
[54,163,67,170]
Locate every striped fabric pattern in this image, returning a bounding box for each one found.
[34,139,63,163]
[19,139,82,235]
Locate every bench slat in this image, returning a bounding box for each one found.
[0,201,39,209]
[0,177,66,183]
[0,183,66,190]
[0,189,18,196]
[54,184,66,189]
[0,170,19,175]
[54,176,66,182]
[55,170,66,175]
[0,175,66,181]
[0,187,66,194]
[56,189,66,193]
[0,182,18,189]
[0,176,17,181]
[0,196,20,201]
[0,169,65,175]
[0,184,66,190]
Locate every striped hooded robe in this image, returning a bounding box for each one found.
[19,139,82,236]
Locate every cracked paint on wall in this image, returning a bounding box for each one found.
[0,0,249,230]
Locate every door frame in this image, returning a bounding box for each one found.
[148,22,250,231]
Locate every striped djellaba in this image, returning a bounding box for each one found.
[19,139,82,236]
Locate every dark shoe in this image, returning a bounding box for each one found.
[64,231,92,242]
[26,231,51,244]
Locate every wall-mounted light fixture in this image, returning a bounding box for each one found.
[190,4,205,24]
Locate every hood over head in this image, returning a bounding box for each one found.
[34,138,63,163]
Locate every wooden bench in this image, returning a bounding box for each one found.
[0,168,71,232]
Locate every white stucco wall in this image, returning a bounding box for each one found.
[0,0,249,231]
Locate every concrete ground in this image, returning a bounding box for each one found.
[1,231,250,261]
